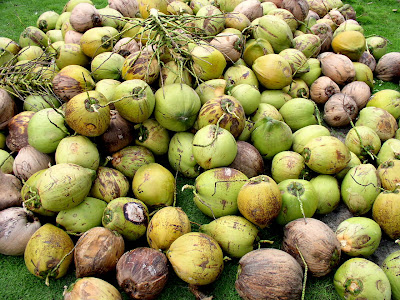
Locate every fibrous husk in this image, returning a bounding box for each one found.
[375,52,400,82]
[320,53,355,85]
[0,171,22,210]
[108,0,139,18]
[69,3,102,32]
[324,93,358,127]
[0,89,17,130]
[282,0,309,22]
[310,76,340,104]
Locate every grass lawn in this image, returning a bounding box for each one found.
[0,0,399,299]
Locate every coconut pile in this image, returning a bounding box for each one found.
[1,0,400,299]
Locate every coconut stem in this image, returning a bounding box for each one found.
[295,188,307,224]
[296,244,308,300]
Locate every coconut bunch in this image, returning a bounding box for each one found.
[1,0,400,299]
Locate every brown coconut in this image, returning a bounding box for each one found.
[310,76,340,104]
[324,93,358,127]
[375,52,400,82]
[281,0,309,22]
[69,3,102,32]
[320,53,356,85]
[341,81,371,110]
[0,89,17,130]
[228,141,265,178]
[6,111,35,152]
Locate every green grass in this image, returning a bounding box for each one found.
[0,0,399,299]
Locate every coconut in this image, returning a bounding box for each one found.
[323,93,358,127]
[268,8,298,33]
[282,0,309,22]
[134,119,170,156]
[279,98,317,131]
[55,43,89,69]
[113,37,140,58]
[200,215,259,258]
[168,132,200,178]
[336,217,382,257]
[224,63,259,89]
[80,26,118,58]
[251,117,293,159]
[353,62,374,88]
[367,89,400,119]
[109,0,139,18]
[372,189,400,239]
[19,26,50,49]
[320,53,356,85]
[358,51,377,72]
[366,36,388,60]
[279,48,309,76]
[64,277,122,299]
[283,218,341,276]
[195,79,227,105]
[167,1,193,15]
[382,250,400,300]
[209,28,244,63]
[230,84,261,115]
[253,15,293,53]
[355,107,398,141]
[233,0,263,22]
[224,12,251,32]
[253,54,293,90]
[89,166,130,203]
[91,52,125,81]
[341,164,381,216]
[111,145,155,178]
[341,81,371,109]
[189,43,227,81]
[292,33,321,58]
[375,52,400,82]
[336,151,362,180]
[147,206,191,251]
[195,5,225,36]
[235,248,303,300]
[260,90,292,110]
[184,167,247,218]
[159,61,193,87]
[299,58,322,86]
[377,139,400,164]
[303,135,350,174]
[121,50,160,84]
[95,79,120,104]
[271,151,305,183]
[237,175,282,229]
[0,89,16,130]
[228,141,264,179]
[334,258,391,299]
[69,3,102,32]
[310,76,340,104]
[242,38,274,68]
[344,126,381,160]
[378,160,400,192]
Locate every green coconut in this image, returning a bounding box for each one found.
[282,79,310,99]
[251,117,293,159]
[224,63,259,89]
[367,89,400,119]
[276,179,319,225]
[292,34,321,58]
[344,126,382,160]
[195,79,227,105]
[111,145,155,178]
[355,107,398,141]
[271,151,306,184]
[335,217,382,257]
[310,175,341,214]
[299,58,322,86]
[19,26,50,49]
[230,84,261,115]
[341,164,381,216]
[189,43,226,81]
[23,94,61,112]
[184,167,248,218]
[242,38,274,67]
[332,30,366,61]
[168,132,201,178]
[250,103,283,123]
[91,52,124,81]
[373,189,400,240]
[377,139,400,164]
[366,36,388,60]
[260,90,292,110]
[80,26,118,58]
[279,98,317,131]
[291,124,331,154]
[336,151,362,181]
[121,50,160,84]
[382,250,400,300]
[333,258,391,299]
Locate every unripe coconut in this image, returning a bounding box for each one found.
[260,90,292,110]
[189,43,227,81]
[91,52,124,81]
[121,50,160,84]
[237,119,256,142]
[147,206,191,251]
[299,57,322,86]
[17,46,44,61]
[38,163,96,212]
[252,54,293,90]
[336,151,362,181]
[378,160,400,192]
[111,145,155,178]
[224,63,259,89]
[63,0,94,12]
[228,141,264,179]
[279,48,309,75]
[56,197,107,234]
[367,89,400,119]
[292,33,321,58]
[336,217,382,257]
[27,108,69,154]
[235,248,303,300]
[154,83,201,132]
[268,8,298,33]
[195,5,225,36]
[95,79,120,103]
[352,62,374,88]
[113,79,155,124]
[184,167,248,218]
[52,65,95,102]
[341,164,381,216]
[345,126,381,160]
[282,78,310,99]
[242,38,275,68]
[19,26,50,49]
[0,150,14,174]
[197,95,245,138]
[382,250,400,300]
[271,151,306,183]
[64,277,122,300]
[373,189,400,240]
[192,125,237,170]
[132,163,175,208]
[55,43,89,69]
[375,52,400,82]
[251,117,293,159]
[37,11,60,32]
[320,53,355,85]
[166,232,224,285]
[135,119,170,156]
[167,1,193,15]
[102,197,149,241]
[355,107,398,141]
[310,174,340,214]
[237,175,282,228]
[116,247,169,300]
[283,218,341,276]
[251,103,283,122]
[159,61,193,87]
[12,145,53,182]
[24,223,74,284]
[23,94,61,112]
[310,76,340,104]
[195,79,227,105]
[224,11,251,31]
[358,51,377,72]
[377,139,400,165]
[341,81,371,109]
[303,135,350,174]
[200,215,259,258]
[168,132,200,178]
[366,36,388,60]
[333,258,391,299]
[279,98,317,131]
[69,3,102,32]
[230,84,261,115]
[80,26,118,58]
[0,37,20,66]
[65,90,110,137]
[89,166,130,203]
[324,93,358,127]
[253,15,293,53]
